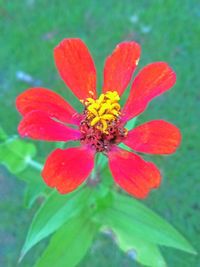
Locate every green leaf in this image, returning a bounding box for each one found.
[17,161,42,184]
[24,181,46,209]
[21,187,92,259]
[101,225,167,267]
[34,214,99,267]
[99,192,196,255]
[18,164,46,208]
[0,127,7,141]
[0,137,37,173]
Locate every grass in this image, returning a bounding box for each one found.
[0,0,199,266]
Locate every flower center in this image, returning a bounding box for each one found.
[80,91,127,152]
[84,90,121,133]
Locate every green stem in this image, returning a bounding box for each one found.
[26,157,43,171]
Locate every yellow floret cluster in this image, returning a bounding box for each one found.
[84,91,121,133]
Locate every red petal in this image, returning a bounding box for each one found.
[103,41,141,96]
[42,146,95,194]
[124,120,181,154]
[18,110,80,141]
[122,62,176,122]
[108,148,161,198]
[16,87,79,125]
[54,38,97,100]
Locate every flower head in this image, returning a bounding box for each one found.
[80,90,128,152]
[16,38,181,198]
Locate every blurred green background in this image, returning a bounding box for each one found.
[0,0,199,266]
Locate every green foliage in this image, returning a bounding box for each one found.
[19,165,47,208]
[20,183,195,267]
[0,129,45,208]
[112,193,196,254]
[24,181,45,209]
[102,226,167,267]
[0,135,45,209]
[0,136,37,173]
[0,127,7,141]
[94,192,196,267]
[34,214,99,267]
[21,187,92,259]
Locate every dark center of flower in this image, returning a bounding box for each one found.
[79,91,127,152]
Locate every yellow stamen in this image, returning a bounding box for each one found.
[106,91,120,102]
[83,90,121,133]
[99,103,109,116]
[111,103,120,110]
[87,105,99,116]
[101,114,115,120]
[91,116,100,126]
[86,98,95,105]
[109,109,120,116]
[97,93,105,104]
[101,119,108,132]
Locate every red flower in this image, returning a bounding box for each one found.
[16,38,181,198]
